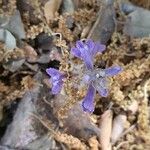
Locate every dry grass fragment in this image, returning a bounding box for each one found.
[99,110,113,150]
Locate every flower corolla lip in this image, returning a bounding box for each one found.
[46,68,64,94]
[71,39,106,69]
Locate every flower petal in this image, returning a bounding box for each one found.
[81,50,93,69]
[105,66,123,77]
[71,47,81,58]
[72,40,106,70]
[72,40,94,69]
[76,40,85,49]
[97,86,108,97]
[46,68,64,94]
[83,74,91,84]
[46,68,62,77]
[82,84,96,113]
[85,39,95,50]
[93,42,106,55]
[52,80,63,94]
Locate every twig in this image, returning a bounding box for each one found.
[29,112,56,135]
[114,141,129,150]
[113,124,136,146]
[42,96,52,107]
[143,79,150,102]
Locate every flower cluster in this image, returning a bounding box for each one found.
[46,39,122,113]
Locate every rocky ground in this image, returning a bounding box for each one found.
[0,0,150,150]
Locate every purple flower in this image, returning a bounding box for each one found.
[71,39,122,113]
[82,66,122,113]
[71,39,106,69]
[82,84,96,113]
[46,68,64,94]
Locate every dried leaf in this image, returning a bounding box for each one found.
[111,114,127,144]
[37,53,51,64]
[63,102,101,140]
[3,59,25,72]
[52,96,101,140]
[72,0,80,9]
[99,110,113,150]
[49,47,62,61]
[4,11,25,40]
[81,25,91,39]
[1,82,39,147]
[0,29,16,49]
[25,135,57,150]
[87,0,115,44]
[0,105,3,122]
[129,0,150,9]
[1,72,57,149]
[119,1,136,14]
[0,145,15,150]
[0,11,25,49]
[23,45,38,63]
[44,0,62,23]
[124,8,150,38]
[34,33,53,51]
[24,62,39,72]
[62,0,75,14]
[0,16,9,27]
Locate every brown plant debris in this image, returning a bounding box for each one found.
[0,0,150,149]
